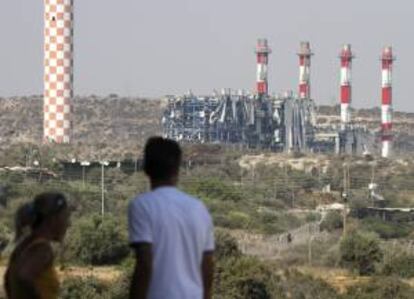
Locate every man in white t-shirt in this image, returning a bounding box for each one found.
[128,137,215,299]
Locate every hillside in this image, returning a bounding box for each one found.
[0,95,165,161]
[0,96,413,161]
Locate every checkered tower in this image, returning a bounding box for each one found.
[298,42,313,100]
[44,0,73,144]
[381,46,395,158]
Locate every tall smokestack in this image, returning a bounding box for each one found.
[298,42,313,100]
[339,44,354,129]
[44,0,73,143]
[255,38,271,97]
[381,46,395,158]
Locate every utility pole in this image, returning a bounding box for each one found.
[308,236,314,266]
[369,162,375,206]
[100,161,109,216]
[342,161,350,236]
[80,161,90,188]
[273,177,278,200]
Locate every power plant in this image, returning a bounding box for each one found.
[39,1,396,157]
[162,39,317,152]
[163,39,390,156]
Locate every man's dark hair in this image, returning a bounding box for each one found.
[143,137,182,181]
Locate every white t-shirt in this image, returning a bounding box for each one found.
[128,186,215,299]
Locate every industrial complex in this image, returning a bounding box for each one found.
[41,1,395,158]
[162,40,395,158]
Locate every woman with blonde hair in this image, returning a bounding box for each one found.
[4,193,71,299]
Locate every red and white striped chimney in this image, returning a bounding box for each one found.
[44,0,74,144]
[340,44,354,129]
[381,46,395,158]
[298,42,313,100]
[255,39,271,97]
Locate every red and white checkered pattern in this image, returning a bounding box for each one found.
[298,42,313,100]
[44,0,73,144]
[339,44,354,128]
[381,46,395,158]
[255,39,271,97]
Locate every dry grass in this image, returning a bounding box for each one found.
[297,266,371,294]
[0,265,121,298]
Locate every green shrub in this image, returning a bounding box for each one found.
[226,211,251,229]
[321,211,343,232]
[343,276,414,299]
[257,211,302,235]
[65,214,129,265]
[61,277,110,299]
[361,218,412,239]
[214,257,338,299]
[215,229,242,261]
[214,256,283,299]
[305,212,321,222]
[108,272,130,299]
[382,253,414,278]
[184,178,242,202]
[340,231,383,275]
[283,270,338,299]
[0,221,11,255]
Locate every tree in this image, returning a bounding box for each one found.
[65,214,129,265]
[340,231,383,275]
[215,229,242,261]
[320,211,343,232]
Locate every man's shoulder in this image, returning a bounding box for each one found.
[177,190,212,219]
[129,191,153,210]
[129,187,209,213]
[174,188,206,207]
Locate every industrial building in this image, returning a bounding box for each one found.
[162,39,384,156]
[162,90,315,152]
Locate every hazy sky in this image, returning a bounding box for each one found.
[0,0,412,111]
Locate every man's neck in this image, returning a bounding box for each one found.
[150,179,177,191]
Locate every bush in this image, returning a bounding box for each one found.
[282,270,338,299]
[257,211,302,235]
[65,214,129,265]
[382,253,414,278]
[108,272,131,299]
[0,221,11,255]
[340,231,383,275]
[215,229,242,261]
[215,257,338,299]
[226,211,251,229]
[184,178,243,203]
[60,277,110,299]
[361,218,412,239]
[321,211,343,232]
[343,276,414,299]
[214,256,283,299]
[305,212,321,222]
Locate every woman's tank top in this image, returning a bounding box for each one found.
[7,239,60,299]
